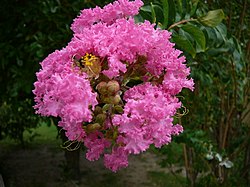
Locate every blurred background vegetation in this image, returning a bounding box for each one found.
[0,0,249,186]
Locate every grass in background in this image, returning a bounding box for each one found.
[23,123,60,144]
[0,123,60,147]
[147,171,186,187]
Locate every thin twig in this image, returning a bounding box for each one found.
[237,0,247,39]
[168,18,197,30]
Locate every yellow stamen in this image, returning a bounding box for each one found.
[82,53,98,66]
[72,53,101,79]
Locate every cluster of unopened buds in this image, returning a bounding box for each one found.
[33,0,194,172]
[85,80,122,133]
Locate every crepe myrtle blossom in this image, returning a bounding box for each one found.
[33,0,194,172]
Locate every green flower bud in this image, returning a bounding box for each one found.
[86,123,101,133]
[95,113,107,124]
[101,94,121,104]
[102,104,112,112]
[101,95,113,104]
[114,105,123,113]
[93,106,103,115]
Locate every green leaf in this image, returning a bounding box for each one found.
[168,0,176,27]
[176,0,183,16]
[202,26,216,47]
[139,5,152,23]
[215,23,227,40]
[190,0,199,16]
[182,0,187,16]
[172,34,196,58]
[139,9,152,23]
[181,23,206,52]
[213,28,224,47]
[140,5,151,12]
[198,9,225,27]
[134,14,144,23]
[150,2,156,23]
[161,0,169,29]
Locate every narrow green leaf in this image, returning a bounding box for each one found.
[181,23,206,51]
[176,0,183,16]
[203,26,217,47]
[213,28,224,47]
[152,4,164,25]
[140,5,151,12]
[198,9,225,27]
[140,3,164,25]
[161,0,169,29]
[172,34,196,58]
[150,2,156,23]
[182,0,187,16]
[190,0,199,16]
[215,23,227,42]
[168,0,176,27]
[139,5,152,23]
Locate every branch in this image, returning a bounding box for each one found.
[168,18,197,30]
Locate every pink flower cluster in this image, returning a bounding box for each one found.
[33,0,194,172]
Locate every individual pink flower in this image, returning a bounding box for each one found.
[84,132,111,161]
[59,120,86,141]
[104,147,129,172]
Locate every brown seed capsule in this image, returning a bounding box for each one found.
[86,123,101,133]
[112,94,121,105]
[96,82,108,95]
[107,80,120,95]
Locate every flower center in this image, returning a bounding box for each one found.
[72,53,102,79]
[81,53,98,66]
